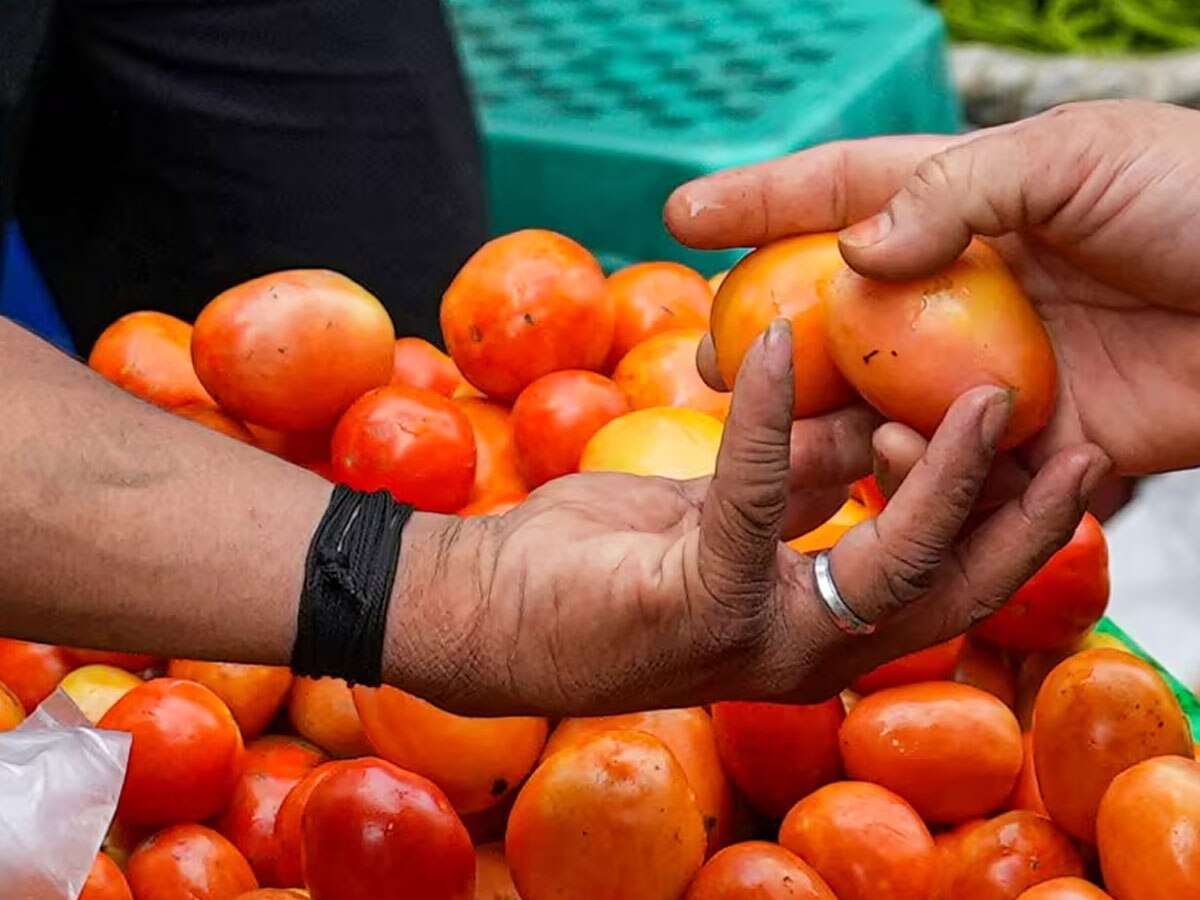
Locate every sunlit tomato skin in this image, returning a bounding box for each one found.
[710,699,844,820]
[302,757,475,900]
[168,660,294,741]
[612,329,730,420]
[1097,756,1200,900]
[579,407,723,480]
[1010,732,1048,816]
[943,811,1084,900]
[852,636,966,695]
[474,843,520,900]
[0,681,24,731]
[975,514,1109,652]
[99,677,245,827]
[684,841,837,900]
[456,399,528,502]
[605,262,712,370]
[331,385,476,513]
[0,639,73,712]
[79,852,133,900]
[511,370,630,487]
[287,677,373,758]
[441,229,614,402]
[89,311,214,409]
[1032,649,1194,844]
[60,664,143,724]
[822,239,1058,450]
[841,682,1022,824]
[127,824,259,900]
[68,648,159,672]
[786,499,870,554]
[778,781,938,900]
[391,337,464,396]
[457,494,527,517]
[273,761,346,888]
[1017,879,1113,900]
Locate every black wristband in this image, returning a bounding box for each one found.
[291,484,416,687]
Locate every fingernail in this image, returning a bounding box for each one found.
[979,389,1014,449]
[764,318,793,378]
[840,209,893,248]
[1078,452,1113,500]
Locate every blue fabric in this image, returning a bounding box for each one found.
[0,221,75,354]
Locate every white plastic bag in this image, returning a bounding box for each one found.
[0,689,131,900]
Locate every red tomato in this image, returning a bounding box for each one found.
[510,370,630,487]
[456,398,528,502]
[287,676,374,759]
[474,842,520,900]
[786,499,871,555]
[89,311,214,409]
[710,699,844,820]
[1017,880,1113,899]
[126,824,258,900]
[67,648,159,672]
[943,811,1085,900]
[302,757,475,900]
[172,403,258,444]
[391,337,464,396]
[331,385,476,513]
[273,760,346,888]
[1010,732,1048,816]
[683,842,837,900]
[246,424,333,466]
[457,494,527,517]
[611,329,731,420]
[850,475,888,514]
[956,637,1020,711]
[441,229,615,402]
[851,636,966,695]
[99,678,245,827]
[235,892,310,900]
[0,639,73,712]
[79,852,133,900]
[192,269,395,431]
[605,261,711,370]
[167,660,293,741]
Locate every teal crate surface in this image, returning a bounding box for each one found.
[447,0,964,275]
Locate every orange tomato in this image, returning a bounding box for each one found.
[331,385,476,513]
[167,660,293,741]
[457,494,527,517]
[683,841,837,900]
[79,852,133,900]
[59,664,143,724]
[89,311,214,409]
[1032,649,1194,843]
[850,475,888,514]
[821,238,1058,450]
[708,270,729,294]
[1017,880,1113,899]
[956,636,1019,711]
[0,680,24,731]
[543,707,734,854]
[192,270,395,431]
[778,781,938,900]
[933,818,987,899]
[710,699,844,820]
[0,639,73,712]
[579,407,723,480]
[391,337,464,396]
[103,820,152,872]
[246,424,333,466]
[456,398,528,502]
[127,824,258,900]
[67,648,159,672]
[353,685,548,815]
[787,498,870,554]
[172,403,258,444]
[506,730,706,900]
[286,676,373,758]
[942,811,1084,899]
[441,229,614,402]
[273,760,346,888]
[710,234,855,418]
[612,329,731,420]
[1010,732,1048,816]
[99,678,245,827]
[511,370,630,487]
[474,843,520,900]
[840,682,1023,824]
[605,262,711,369]
[852,636,966,695]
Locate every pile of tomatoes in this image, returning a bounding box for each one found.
[1,227,1196,900]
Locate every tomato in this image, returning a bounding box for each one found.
[778,781,938,900]
[852,636,966,695]
[0,639,73,712]
[79,852,134,900]
[850,475,888,514]
[192,270,395,431]
[1017,880,1113,899]
[684,841,836,900]
[168,660,293,741]
[103,820,152,872]
[942,811,1084,899]
[1097,756,1200,899]
[127,824,258,900]
[235,892,311,900]
[171,403,258,444]
[457,494,526,517]
[302,757,475,900]
[353,685,548,815]
[474,843,520,900]
[89,311,214,409]
[456,399,528,502]
[840,682,1023,824]
[391,337,464,396]
[0,680,24,731]
[273,761,346,888]
[957,637,1019,711]
[604,262,711,370]
[612,329,731,420]
[1010,732,1048,816]
[506,730,706,900]
[1033,649,1194,843]
[511,370,630,487]
[543,707,734,854]
[710,699,844,820]
[821,239,1058,450]
[246,424,333,466]
[579,407,723,480]
[975,514,1109,652]
[287,677,373,758]
[710,234,855,418]
[99,677,245,827]
[933,819,987,899]
[787,499,870,554]
[331,385,476,513]
[60,664,143,724]
[708,270,729,294]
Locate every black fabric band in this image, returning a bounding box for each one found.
[292,485,415,687]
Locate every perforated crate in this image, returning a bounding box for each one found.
[446,0,964,275]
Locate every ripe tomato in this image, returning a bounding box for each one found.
[246,424,333,466]
[331,385,476,513]
[1032,649,1193,843]
[975,514,1109,652]
[956,637,1019,711]
[708,270,729,294]
[850,475,888,514]
[79,852,133,900]
[0,680,24,731]
[353,685,548,815]
[99,677,245,827]
[852,636,966,695]
[287,677,373,758]
[168,660,293,741]
[511,370,630,487]
[192,270,395,431]
[579,407,723,480]
[710,699,844,820]
[60,664,143,724]
[612,329,731,420]
[605,262,711,369]
[543,707,734,854]
[1017,880,1113,899]
[821,239,1057,450]
[127,824,258,900]
[683,842,837,900]
[391,337,464,396]
[67,648,159,672]
[474,843,520,900]
[932,819,987,899]
[302,757,475,900]
[273,761,346,888]
[786,499,870,554]
[0,639,73,712]
[1010,732,1048,816]
[89,311,214,409]
[441,230,614,402]
[457,494,526,517]
[710,234,855,418]
[778,781,938,900]
[234,892,310,900]
[103,820,152,872]
[456,398,528,502]
[172,403,258,444]
[942,811,1084,899]
[507,730,706,900]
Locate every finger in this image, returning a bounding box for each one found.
[696,331,728,392]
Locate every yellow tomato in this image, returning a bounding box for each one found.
[60,664,143,724]
[579,408,723,480]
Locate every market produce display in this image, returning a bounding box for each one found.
[4,227,1198,900]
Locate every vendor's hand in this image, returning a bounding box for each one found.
[392,324,1107,717]
[667,99,1200,478]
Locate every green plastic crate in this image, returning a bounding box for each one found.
[1096,618,1200,738]
[447,0,964,275]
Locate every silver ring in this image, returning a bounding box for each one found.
[814,550,876,636]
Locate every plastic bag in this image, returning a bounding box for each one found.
[0,689,130,900]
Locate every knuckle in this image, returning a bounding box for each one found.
[877,530,942,603]
[910,152,958,200]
